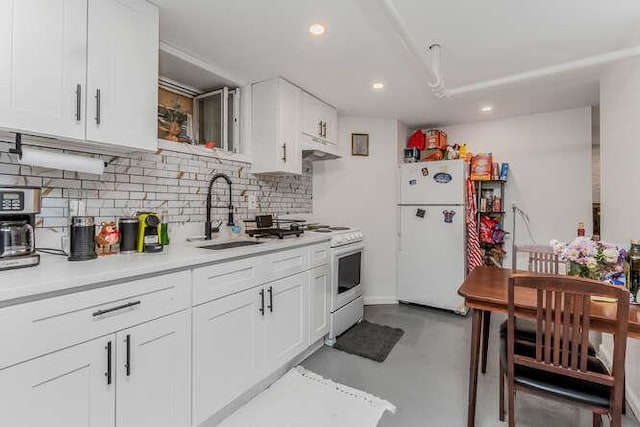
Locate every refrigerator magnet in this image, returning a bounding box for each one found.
[421,167,429,177]
[416,208,426,218]
[433,172,452,184]
[443,210,456,223]
[409,179,417,186]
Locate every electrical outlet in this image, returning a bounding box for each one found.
[247,194,257,210]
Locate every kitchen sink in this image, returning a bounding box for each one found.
[199,241,263,250]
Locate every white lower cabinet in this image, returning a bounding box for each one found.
[0,311,190,427]
[0,335,115,427]
[264,272,310,371]
[116,310,191,427]
[309,264,330,342]
[192,287,264,426]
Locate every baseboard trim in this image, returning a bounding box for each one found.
[599,343,639,418]
[363,296,398,305]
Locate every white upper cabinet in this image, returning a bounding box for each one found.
[251,77,302,174]
[301,91,338,145]
[86,0,159,151]
[0,0,158,152]
[0,0,88,141]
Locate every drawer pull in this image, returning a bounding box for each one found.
[105,341,112,385]
[125,334,131,376]
[92,300,141,317]
[259,289,265,316]
[268,286,273,312]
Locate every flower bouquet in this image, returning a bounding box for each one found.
[550,237,626,286]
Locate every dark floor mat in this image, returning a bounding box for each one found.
[333,320,405,362]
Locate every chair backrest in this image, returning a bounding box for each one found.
[507,274,629,392]
[515,245,559,274]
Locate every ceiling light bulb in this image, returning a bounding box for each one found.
[372,82,385,90]
[308,24,326,36]
[480,106,493,112]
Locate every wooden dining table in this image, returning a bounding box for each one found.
[458,266,640,427]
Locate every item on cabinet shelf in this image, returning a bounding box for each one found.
[403,147,420,163]
[425,129,447,150]
[351,133,369,156]
[0,186,40,271]
[96,221,119,255]
[68,216,97,261]
[470,153,493,181]
[136,212,163,253]
[492,162,500,180]
[577,221,585,237]
[500,162,509,180]
[407,129,426,150]
[627,241,640,304]
[493,195,502,212]
[480,189,494,212]
[118,217,138,254]
[421,148,444,161]
[444,144,460,160]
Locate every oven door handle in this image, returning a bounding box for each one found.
[333,244,365,258]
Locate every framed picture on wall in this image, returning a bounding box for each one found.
[351,133,369,156]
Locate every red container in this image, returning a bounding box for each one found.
[407,130,426,150]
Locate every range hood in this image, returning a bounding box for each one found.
[300,134,340,161]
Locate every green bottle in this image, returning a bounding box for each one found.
[627,240,640,303]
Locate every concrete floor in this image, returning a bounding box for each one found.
[302,304,640,427]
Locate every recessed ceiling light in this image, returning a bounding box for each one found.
[308,23,326,36]
[480,106,493,113]
[372,82,385,91]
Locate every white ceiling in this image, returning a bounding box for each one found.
[152,0,640,127]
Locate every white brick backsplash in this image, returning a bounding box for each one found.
[0,143,311,229]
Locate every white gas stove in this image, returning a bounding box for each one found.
[303,224,365,345]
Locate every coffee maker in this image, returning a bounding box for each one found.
[0,186,41,270]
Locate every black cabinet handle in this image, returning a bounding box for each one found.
[105,341,112,385]
[92,300,141,317]
[322,122,327,138]
[75,84,81,121]
[95,89,101,125]
[125,334,131,376]
[268,286,273,312]
[259,289,265,315]
[282,143,287,162]
[318,120,323,136]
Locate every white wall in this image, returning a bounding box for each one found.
[442,108,593,268]
[600,56,640,416]
[313,117,404,304]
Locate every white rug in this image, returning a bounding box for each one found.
[219,366,396,427]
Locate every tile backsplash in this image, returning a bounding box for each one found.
[0,143,312,232]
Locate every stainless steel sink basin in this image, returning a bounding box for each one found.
[199,241,263,250]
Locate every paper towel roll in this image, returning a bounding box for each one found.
[19,147,105,175]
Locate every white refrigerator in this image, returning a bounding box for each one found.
[397,160,466,312]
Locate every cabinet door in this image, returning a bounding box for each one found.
[264,272,310,372]
[116,310,191,427]
[0,336,114,427]
[278,78,301,174]
[0,0,87,140]
[86,0,158,151]
[192,287,264,425]
[301,91,323,139]
[309,265,330,342]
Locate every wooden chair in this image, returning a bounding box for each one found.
[500,273,629,427]
[480,245,560,374]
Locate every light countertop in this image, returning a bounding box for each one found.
[0,234,331,307]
